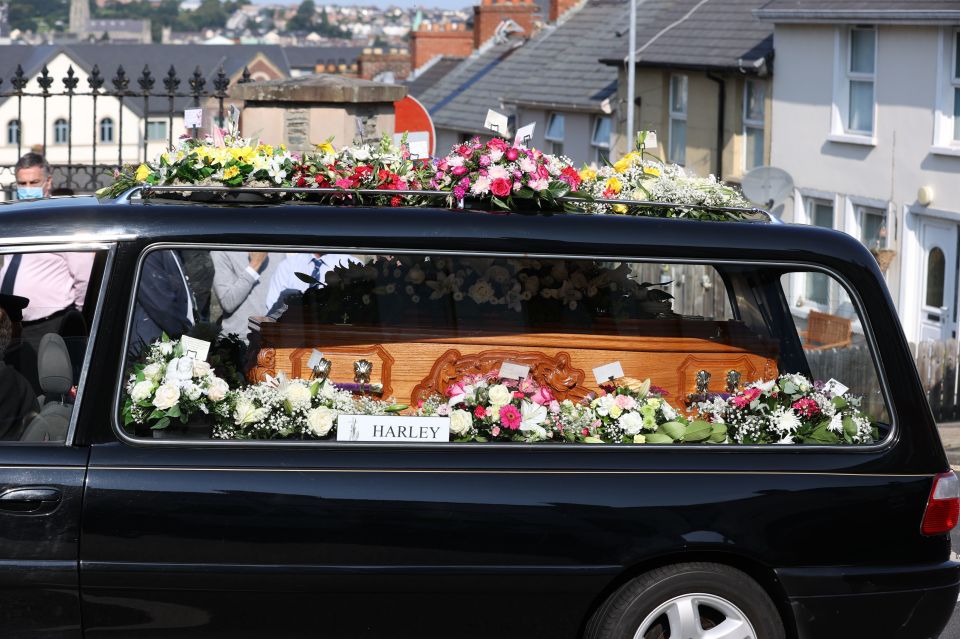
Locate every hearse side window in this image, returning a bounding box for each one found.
[119,249,889,446]
[0,248,107,443]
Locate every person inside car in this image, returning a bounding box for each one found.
[0,307,39,440]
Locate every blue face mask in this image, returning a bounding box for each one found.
[16,186,44,200]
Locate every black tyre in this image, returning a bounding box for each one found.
[585,562,786,639]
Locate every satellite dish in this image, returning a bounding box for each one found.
[741,166,794,212]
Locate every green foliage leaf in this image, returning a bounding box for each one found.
[151,417,171,430]
[708,423,728,443]
[295,271,320,286]
[167,404,181,418]
[644,432,674,444]
[659,421,686,440]
[681,420,712,442]
[832,396,848,410]
[805,423,839,444]
[583,436,605,444]
[842,416,857,437]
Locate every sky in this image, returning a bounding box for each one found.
[249,0,474,7]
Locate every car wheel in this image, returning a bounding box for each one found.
[585,562,786,639]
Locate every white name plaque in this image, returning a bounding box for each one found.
[337,415,450,443]
[499,361,530,380]
[180,336,211,361]
[593,361,625,385]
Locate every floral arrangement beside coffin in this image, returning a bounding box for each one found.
[122,334,231,434]
[578,133,752,220]
[416,371,600,443]
[431,136,584,211]
[213,374,407,440]
[696,373,877,445]
[590,377,727,444]
[292,255,677,328]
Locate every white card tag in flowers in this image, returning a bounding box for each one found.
[644,130,658,147]
[228,104,241,130]
[184,108,203,129]
[514,122,535,147]
[824,378,849,396]
[336,415,449,443]
[499,361,530,380]
[484,109,509,135]
[593,361,625,385]
[306,349,325,369]
[179,336,210,361]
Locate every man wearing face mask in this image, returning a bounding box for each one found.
[14,153,53,200]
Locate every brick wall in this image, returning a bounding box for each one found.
[549,0,580,22]
[411,22,473,70]
[357,48,412,82]
[472,0,537,49]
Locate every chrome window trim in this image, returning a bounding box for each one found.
[0,242,116,447]
[112,242,897,453]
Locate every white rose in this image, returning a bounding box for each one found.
[130,380,155,402]
[306,406,336,437]
[660,401,677,422]
[285,382,312,408]
[234,398,262,424]
[619,411,644,435]
[449,409,473,436]
[192,360,212,378]
[487,384,512,407]
[158,341,174,356]
[152,383,181,410]
[164,356,194,384]
[184,383,202,401]
[142,363,163,381]
[207,377,229,402]
[319,381,336,399]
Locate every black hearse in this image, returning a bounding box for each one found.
[0,191,956,639]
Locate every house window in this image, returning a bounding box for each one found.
[146,120,167,142]
[6,119,19,145]
[545,113,565,156]
[953,30,960,141]
[591,115,610,164]
[805,199,834,306]
[100,117,114,143]
[53,118,69,144]
[857,204,886,249]
[847,27,876,135]
[927,247,946,308]
[669,74,688,165]
[743,79,765,171]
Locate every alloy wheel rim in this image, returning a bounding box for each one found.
[633,592,758,639]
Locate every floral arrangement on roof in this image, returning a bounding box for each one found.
[122,334,232,433]
[695,373,877,445]
[212,373,406,440]
[578,132,753,220]
[430,136,584,211]
[288,254,677,327]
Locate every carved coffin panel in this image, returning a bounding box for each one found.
[410,349,590,405]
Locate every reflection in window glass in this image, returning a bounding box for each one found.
[926,247,946,308]
[122,249,890,446]
[848,81,874,133]
[849,28,875,74]
[805,200,834,306]
[0,250,101,443]
[859,206,885,248]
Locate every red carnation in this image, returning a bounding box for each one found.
[474,405,486,419]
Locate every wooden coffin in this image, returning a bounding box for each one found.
[247,318,779,408]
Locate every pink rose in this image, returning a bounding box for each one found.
[531,386,555,406]
[505,147,519,161]
[490,178,512,197]
[614,394,637,410]
[451,165,468,177]
[548,400,561,414]
[447,381,467,397]
[491,426,501,437]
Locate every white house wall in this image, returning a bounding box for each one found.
[770,24,960,341]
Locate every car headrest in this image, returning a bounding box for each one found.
[38,333,72,396]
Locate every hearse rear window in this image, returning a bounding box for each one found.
[119,249,890,446]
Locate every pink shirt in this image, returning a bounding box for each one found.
[0,252,95,322]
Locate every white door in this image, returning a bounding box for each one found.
[918,218,957,341]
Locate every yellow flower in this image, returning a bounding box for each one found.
[633,434,646,444]
[316,141,335,155]
[223,165,240,180]
[613,158,630,173]
[134,164,151,182]
[579,166,597,182]
[605,176,622,194]
[644,166,661,177]
[255,144,274,156]
[612,203,628,213]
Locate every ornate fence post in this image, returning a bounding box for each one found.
[164,66,179,150]
[11,65,27,160]
[37,65,53,156]
[63,66,79,189]
[112,66,129,167]
[138,65,155,163]
[214,66,229,127]
[188,66,205,138]
[88,65,104,187]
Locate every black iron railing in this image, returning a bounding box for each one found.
[1,63,252,196]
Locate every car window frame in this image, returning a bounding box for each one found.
[111,242,897,452]
[0,242,116,447]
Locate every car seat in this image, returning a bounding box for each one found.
[20,334,74,442]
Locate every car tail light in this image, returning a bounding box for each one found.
[921,472,960,535]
